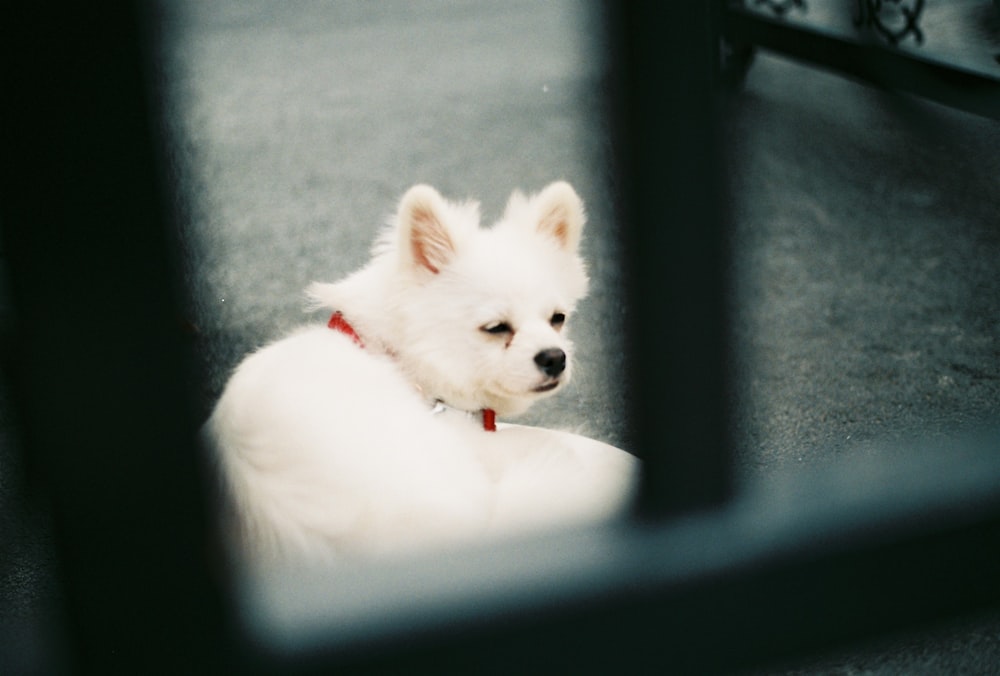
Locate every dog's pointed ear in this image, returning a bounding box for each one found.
[533,181,585,253]
[397,185,458,275]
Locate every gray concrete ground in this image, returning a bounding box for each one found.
[1,1,999,673]
[729,53,1000,476]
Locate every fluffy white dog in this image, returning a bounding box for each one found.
[206,182,637,563]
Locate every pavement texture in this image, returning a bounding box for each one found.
[1,1,999,673]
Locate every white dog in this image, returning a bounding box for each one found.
[206,182,637,564]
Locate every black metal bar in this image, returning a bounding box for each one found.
[238,433,1000,675]
[1,4,228,672]
[723,6,1000,120]
[607,2,735,516]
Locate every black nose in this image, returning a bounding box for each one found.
[534,348,566,378]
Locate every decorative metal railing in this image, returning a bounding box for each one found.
[744,0,980,49]
[725,0,1000,119]
[853,0,925,46]
[752,0,807,17]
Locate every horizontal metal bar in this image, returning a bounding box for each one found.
[239,429,1000,674]
[723,7,1000,120]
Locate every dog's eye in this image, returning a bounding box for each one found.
[550,312,566,328]
[481,321,513,335]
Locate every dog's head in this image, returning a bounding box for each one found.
[390,182,589,417]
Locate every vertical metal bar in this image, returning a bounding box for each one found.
[605,1,734,516]
[1,4,228,672]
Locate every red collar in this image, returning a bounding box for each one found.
[481,408,497,432]
[327,311,364,348]
[328,312,496,432]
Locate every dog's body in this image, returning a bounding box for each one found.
[206,182,637,563]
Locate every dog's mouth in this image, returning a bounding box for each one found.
[532,380,561,393]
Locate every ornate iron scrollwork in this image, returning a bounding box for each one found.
[752,0,806,16]
[853,0,925,46]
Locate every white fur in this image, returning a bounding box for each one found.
[206,182,638,564]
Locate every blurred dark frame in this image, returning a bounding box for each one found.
[1,2,998,674]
